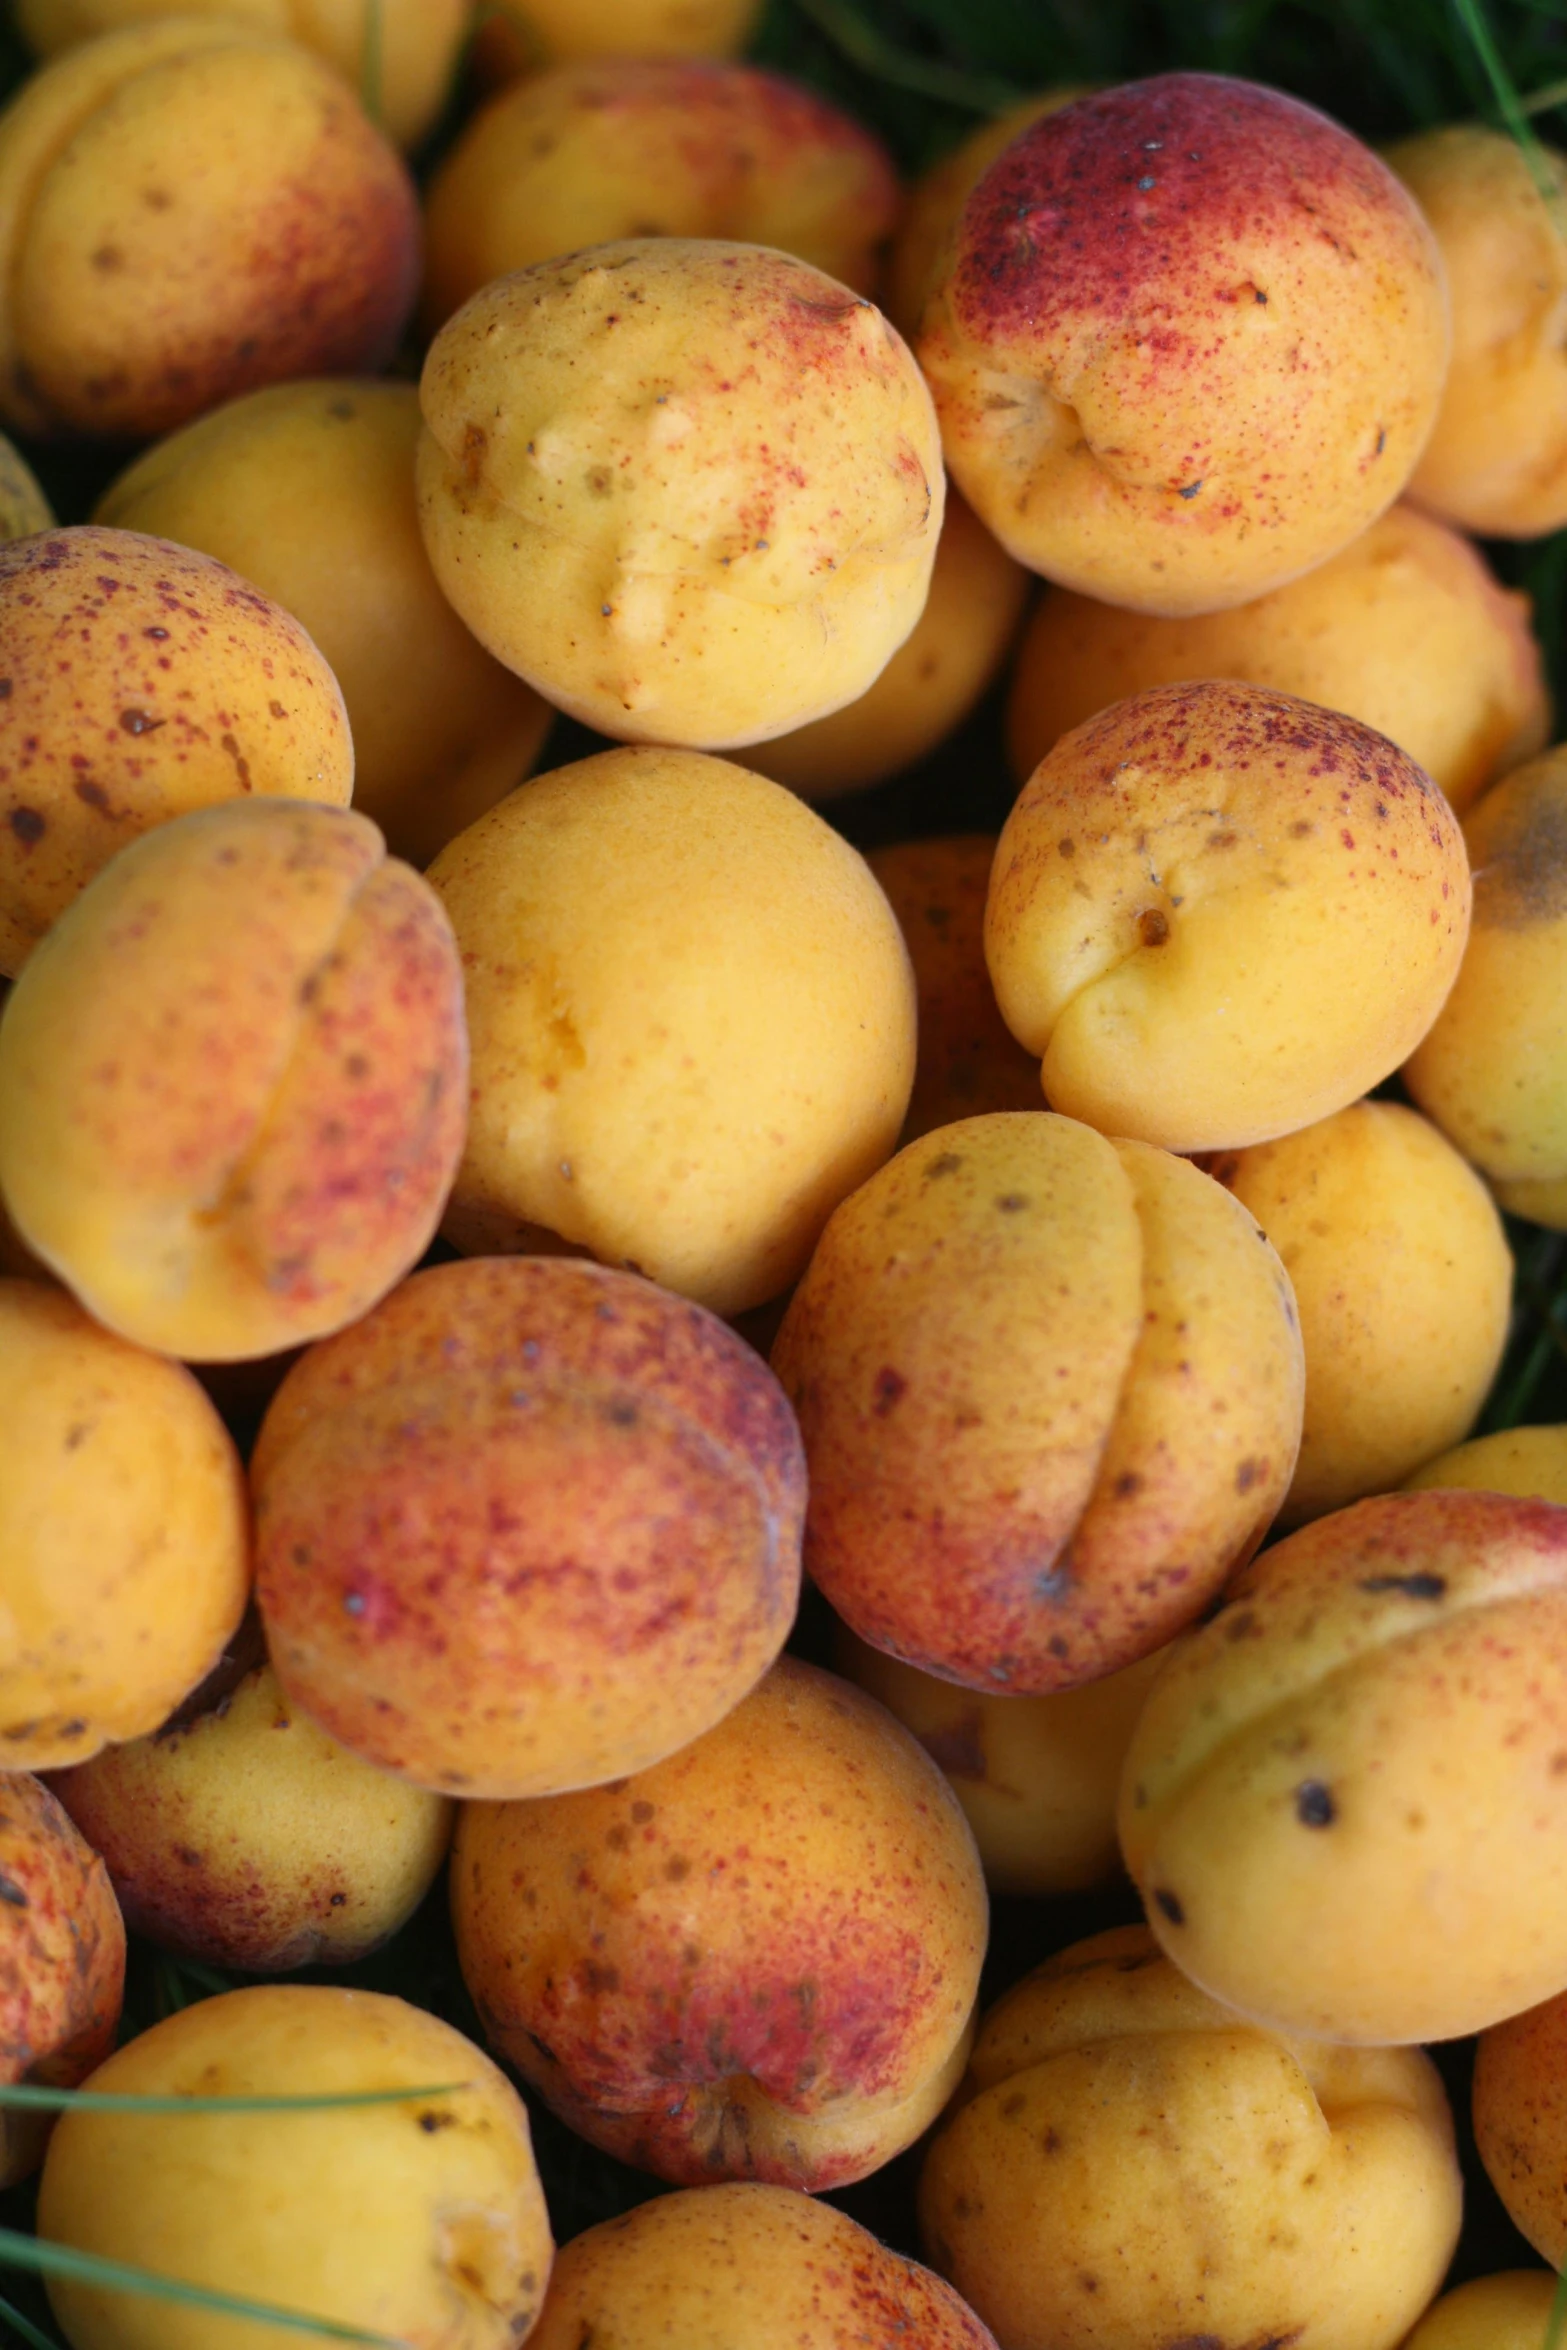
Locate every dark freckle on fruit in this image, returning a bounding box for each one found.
[8,807,43,843]
[1155,1888,1185,1925]
[1295,1780,1336,1828]
[0,1875,28,1909]
[1234,1457,1262,1493]
[873,1366,907,1415]
[417,2109,456,2132]
[1040,2126,1063,2153]
[1291,819,1313,837]
[630,1800,654,1824]
[1138,908,1169,947]
[1115,1470,1142,1498]
[0,679,10,698]
[1359,1572,1446,1601]
[665,1855,690,1881]
[996,1193,1029,1212]
[329,1892,347,1907]
[1058,837,1075,857]
[924,1152,962,1178]
[603,1397,638,1427]
[144,626,169,641]
[1177,479,1203,498]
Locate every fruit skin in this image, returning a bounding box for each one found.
[471,0,762,79]
[95,384,552,870]
[528,2182,998,2350]
[0,20,419,441]
[1120,1488,1567,2044]
[986,680,1471,1153]
[1405,1424,1567,1501]
[1475,1991,1567,2267]
[47,1653,454,1974]
[1402,2275,1561,2350]
[0,432,50,538]
[1006,504,1550,817]
[35,1984,554,2350]
[416,241,944,751]
[0,1772,125,2192]
[0,525,352,976]
[452,1655,988,2191]
[772,1113,1302,1693]
[918,1924,1461,2350]
[0,798,467,1363]
[0,1279,250,1772]
[254,1255,805,1801]
[917,74,1449,616]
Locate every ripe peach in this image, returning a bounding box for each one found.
[95,386,552,870]
[0,20,419,440]
[0,432,49,540]
[1121,1489,1567,2043]
[422,60,899,332]
[919,1926,1461,2350]
[918,75,1448,615]
[987,681,1471,1152]
[452,1656,987,2190]
[745,497,1030,802]
[47,1640,453,1974]
[1475,1990,1567,2265]
[428,746,915,1317]
[0,799,466,1361]
[253,1256,804,1800]
[0,1280,250,1772]
[416,242,944,749]
[772,1114,1302,1693]
[530,2184,997,2350]
[0,1773,124,2191]
[1210,1100,1513,1522]
[1403,2275,1559,2350]
[1007,505,1549,816]
[1389,125,1567,537]
[0,526,352,976]
[863,836,1038,1140]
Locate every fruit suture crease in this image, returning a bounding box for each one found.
[0,2,1562,2346]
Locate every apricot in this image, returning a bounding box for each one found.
[422,60,899,331]
[986,681,1471,1153]
[12,0,467,148]
[0,526,352,975]
[918,1926,1461,2350]
[1402,2275,1559,2350]
[1120,1489,1567,2043]
[0,1773,124,2192]
[745,497,1030,802]
[1405,746,1567,1225]
[95,386,552,869]
[36,1984,554,2350]
[1007,505,1549,816]
[1475,1991,1567,2264]
[416,242,944,749]
[253,1256,804,1800]
[1405,1425,1567,1501]
[0,800,467,1361]
[772,1114,1302,1693]
[918,75,1448,615]
[0,431,50,539]
[530,2185,997,2350]
[47,1643,454,1974]
[836,1625,1166,1895]
[472,0,762,80]
[1389,125,1567,537]
[0,20,419,440]
[428,747,915,1316]
[453,1656,987,2190]
[1211,1100,1513,1523]
[0,1280,250,1772]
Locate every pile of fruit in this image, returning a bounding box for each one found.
[2,0,1567,2344]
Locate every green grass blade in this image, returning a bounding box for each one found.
[0,2231,412,2349]
[0,2083,469,2115]
[1451,0,1567,220]
[0,2286,64,2350]
[359,0,384,128]
[789,0,1024,112]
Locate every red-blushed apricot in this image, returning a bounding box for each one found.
[1474,1992,1567,2267]
[863,836,1039,1141]
[918,1926,1461,2350]
[0,1774,124,2191]
[772,1114,1301,1693]
[471,0,761,80]
[0,431,49,539]
[0,1280,251,1772]
[1403,2275,1559,2350]
[452,1656,987,2190]
[529,2184,997,2350]
[918,75,1449,616]
[1006,505,1549,816]
[0,21,419,441]
[1120,1490,1567,2044]
[421,60,899,332]
[987,682,1471,1152]
[254,1256,804,1801]
[0,800,466,1362]
[0,526,353,975]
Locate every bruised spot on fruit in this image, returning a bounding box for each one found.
[119,709,165,736]
[873,1366,908,1415]
[8,809,44,845]
[1138,908,1170,948]
[923,1153,963,1179]
[1358,1572,1446,1600]
[1235,1457,1264,1493]
[995,1193,1030,1212]
[1154,1888,1185,1925]
[0,1874,28,1909]
[1294,1781,1336,1828]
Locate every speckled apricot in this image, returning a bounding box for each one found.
[0,1773,124,2191]
[918,1926,1460,2350]
[529,2184,997,2350]
[0,20,419,440]
[452,1655,987,2189]
[0,800,466,1361]
[772,1114,1302,1693]
[254,1256,804,1801]
[0,1279,250,1772]
[1475,1992,1567,2265]
[0,526,352,975]
[987,681,1471,1152]
[918,75,1449,615]
[1402,2274,1560,2350]
[422,60,899,331]
[1120,1489,1567,2043]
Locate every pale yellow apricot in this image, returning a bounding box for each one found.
[0,432,50,539]
[1476,1994,1567,2267]
[1402,2273,1558,2350]
[471,0,761,78]
[1405,1424,1567,1501]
